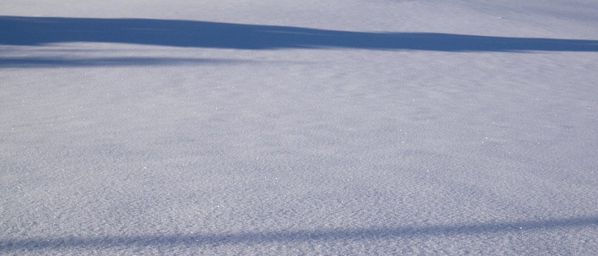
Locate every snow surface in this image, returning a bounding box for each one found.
[1,0,598,255]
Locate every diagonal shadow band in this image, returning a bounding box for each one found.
[1,216,597,251]
[1,16,598,52]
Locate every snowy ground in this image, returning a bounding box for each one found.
[2,0,598,255]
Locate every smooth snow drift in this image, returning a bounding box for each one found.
[1,0,598,255]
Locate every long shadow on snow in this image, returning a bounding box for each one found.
[0,57,253,68]
[1,16,598,52]
[1,216,597,251]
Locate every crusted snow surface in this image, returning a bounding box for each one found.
[1,0,598,255]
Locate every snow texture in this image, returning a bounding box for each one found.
[1,0,598,255]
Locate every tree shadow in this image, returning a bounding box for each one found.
[1,16,598,52]
[1,216,597,251]
[0,57,254,68]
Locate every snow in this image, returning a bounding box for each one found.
[1,0,598,255]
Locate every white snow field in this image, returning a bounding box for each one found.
[2,0,598,255]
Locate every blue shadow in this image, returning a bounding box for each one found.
[1,16,598,52]
[1,216,597,251]
[0,57,253,68]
